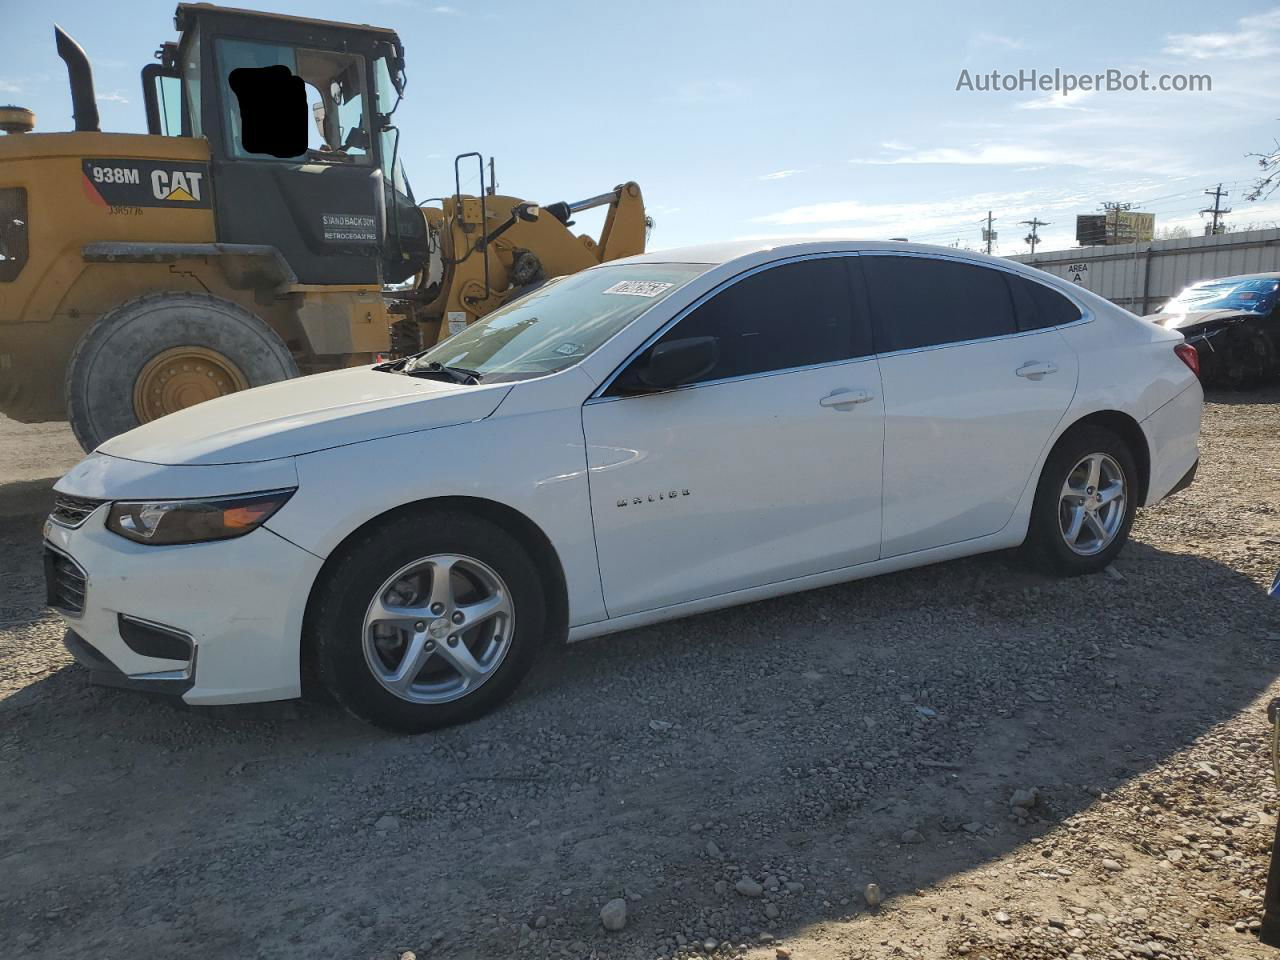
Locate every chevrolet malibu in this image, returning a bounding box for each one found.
[46,241,1203,732]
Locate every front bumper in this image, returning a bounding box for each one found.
[44,508,324,705]
[63,629,195,697]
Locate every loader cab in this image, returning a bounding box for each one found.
[143,3,426,284]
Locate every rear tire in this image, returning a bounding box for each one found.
[1022,425,1139,577]
[65,292,298,450]
[308,509,547,733]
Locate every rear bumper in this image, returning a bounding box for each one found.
[1141,381,1203,506]
[1165,458,1198,499]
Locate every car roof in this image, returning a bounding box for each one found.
[1187,272,1280,284]
[616,238,1034,269]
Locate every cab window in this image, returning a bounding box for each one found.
[216,38,369,164]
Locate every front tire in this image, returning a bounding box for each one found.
[1022,425,1139,577]
[308,509,547,733]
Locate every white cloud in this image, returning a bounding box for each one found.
[879,140,911,152]
[1017,88,1095,112]
[0,80,20,95]
[757,169,803,181]
[849,140,1187,175]
[971,31,1025,51]
[852,143,1068,167]
[753,189,1087,230]
[1163,7,1280,60]
[433,4,461,13]
[96,91,129,105]
[736,182,1235,255]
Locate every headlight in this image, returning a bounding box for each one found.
[106,489,295,545]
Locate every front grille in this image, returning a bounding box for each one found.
[51,493,106,528]
[44,547,88,616]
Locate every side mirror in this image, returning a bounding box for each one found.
[629,336,719,391]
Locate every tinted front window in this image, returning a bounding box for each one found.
[1007,274,1083,331]
[864,256,1017,352]
[648,257,864,385]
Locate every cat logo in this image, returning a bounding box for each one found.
[81,159,212,209]
[150,169,204,203]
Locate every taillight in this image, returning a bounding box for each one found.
[1174,342,1200,378]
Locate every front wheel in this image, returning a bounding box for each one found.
[1022,425,1139,576]
[309,509,546,733]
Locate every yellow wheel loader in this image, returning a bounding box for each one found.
[0,4,647,450]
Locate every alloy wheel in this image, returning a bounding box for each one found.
[362,554,514,704]
[1058,452,1127,557]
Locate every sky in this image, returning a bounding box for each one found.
[6,0,1280,254]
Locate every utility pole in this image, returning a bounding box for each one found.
[1020,217,1049,255]
[982,211,997,254]
[1101,201,1132,244]
[1201,183,1231,235]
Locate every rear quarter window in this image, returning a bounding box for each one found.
[1007,273,1083,331]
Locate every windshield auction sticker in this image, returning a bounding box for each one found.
[602,280,675,297]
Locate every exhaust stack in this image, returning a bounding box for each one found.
[54,25,100,133]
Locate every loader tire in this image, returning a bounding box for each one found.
[65,292,298,451]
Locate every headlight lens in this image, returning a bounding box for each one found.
[106,489,295,545]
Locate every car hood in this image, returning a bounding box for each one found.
[1145,308,1255,331]
[97,366,512,466]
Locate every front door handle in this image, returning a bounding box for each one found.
[819,389,874,409]
[1016,361,1058,380]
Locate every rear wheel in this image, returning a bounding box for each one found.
[65,292,297,450]
[1022,425,1139,576]
[309,509,546,733]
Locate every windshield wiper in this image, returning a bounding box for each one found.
[403,360,482,384]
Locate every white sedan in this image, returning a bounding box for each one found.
[45,240,1203,731]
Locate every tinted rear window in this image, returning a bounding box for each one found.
[1008,274,1083,331]
[863,255,1017,353]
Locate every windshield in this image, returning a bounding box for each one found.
[409,263,708,381]
[1161,277,1280,315]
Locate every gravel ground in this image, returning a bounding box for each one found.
[2,394,1279,960]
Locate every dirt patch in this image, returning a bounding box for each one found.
[1,395,1279,960]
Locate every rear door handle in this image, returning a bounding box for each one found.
[819,389,874,409]
[1015,361,1058,380]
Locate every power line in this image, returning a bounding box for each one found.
[1019,217,1049,254]
[982,211,997,255]
[1200,183,1231,235]
[1101,201,1133,244]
